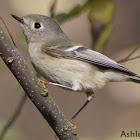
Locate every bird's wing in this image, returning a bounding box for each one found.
[42,45,136,76]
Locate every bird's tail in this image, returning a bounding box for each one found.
[130,75,140,84]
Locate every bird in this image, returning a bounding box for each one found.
[11,14,140,124]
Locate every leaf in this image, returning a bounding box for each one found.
[95,24,114,53]
[88,0,115,25]
[55,1,91,23]
[87,0,114,51]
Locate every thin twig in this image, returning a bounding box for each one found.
[0,93,27,140]
[117,45,140,63]
[0,16,17,49]
[118,56,140,63]
[50,0,57,19]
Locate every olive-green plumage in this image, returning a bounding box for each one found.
[12,14,140,96]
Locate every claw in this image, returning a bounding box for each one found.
[69,119,77,130]
[39,79,48,92]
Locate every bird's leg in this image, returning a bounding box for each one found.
[39,79,73,92]
[70,92,95,121]
[47,82,73,90]
[69,92,95,129]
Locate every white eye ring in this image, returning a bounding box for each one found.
[30,21,44,30]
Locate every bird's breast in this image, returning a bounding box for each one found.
[28,44,108,92]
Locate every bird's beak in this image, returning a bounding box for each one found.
[11,14,24,24]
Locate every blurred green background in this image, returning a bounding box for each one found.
[1,0,140,140]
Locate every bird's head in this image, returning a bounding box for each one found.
[11,14,66,44]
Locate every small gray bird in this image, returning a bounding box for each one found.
[11,14,140,122]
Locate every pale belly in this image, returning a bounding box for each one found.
[30,50,108,92]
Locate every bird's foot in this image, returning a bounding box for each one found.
[38,79,48,93]
[69,119,77,130]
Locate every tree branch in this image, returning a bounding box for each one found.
[0,26,79,140]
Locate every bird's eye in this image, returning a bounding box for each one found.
[34,22,41,29]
